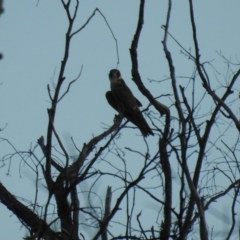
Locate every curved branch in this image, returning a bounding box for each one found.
[129,0,169,116]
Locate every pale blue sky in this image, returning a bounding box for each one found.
[1,1,240,239]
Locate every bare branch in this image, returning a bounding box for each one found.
[101,186,112,240]
[58,65,83,102]
[71,8,119,65]
[0,183,61,240]
[130,0,169,116]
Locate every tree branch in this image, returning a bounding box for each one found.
[130,0,169,116]
[0,182,61,240]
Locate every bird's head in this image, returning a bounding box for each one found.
[109,69,121,81]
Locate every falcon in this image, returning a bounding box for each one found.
[106,69,154,137]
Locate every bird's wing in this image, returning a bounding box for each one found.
[107,76,153,137]
[111,79,140,110]
[105,91,118,112]
[106,91,141,111]
[106,91,154,137]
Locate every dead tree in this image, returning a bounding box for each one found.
[1,1,240,239]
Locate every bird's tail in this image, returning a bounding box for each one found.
[134,110,154,137]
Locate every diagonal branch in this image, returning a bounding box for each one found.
[0,182,61,240]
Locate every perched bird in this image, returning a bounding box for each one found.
[106,69,154,137]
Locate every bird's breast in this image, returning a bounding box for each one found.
[110,79,122,90]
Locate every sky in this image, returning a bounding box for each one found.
[1,0,240,239]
